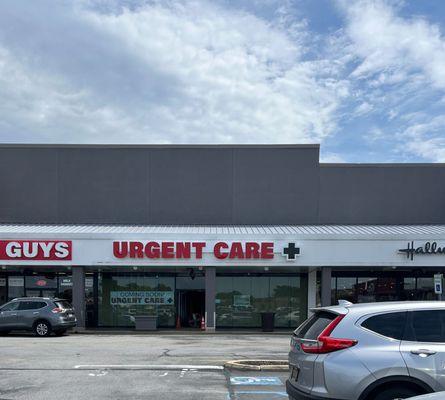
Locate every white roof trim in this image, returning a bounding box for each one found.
[0,224,445,240]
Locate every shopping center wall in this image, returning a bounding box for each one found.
[1,144,445,225]
[319,164,445,224]
[0,145,320,225]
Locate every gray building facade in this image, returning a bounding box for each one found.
[1,144,445,225]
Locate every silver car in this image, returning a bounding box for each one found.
[287,301,445,400]
[0,297,76,337]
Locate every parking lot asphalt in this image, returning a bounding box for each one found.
[0,333,291,399]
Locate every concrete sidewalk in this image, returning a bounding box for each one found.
[73,328,293,335]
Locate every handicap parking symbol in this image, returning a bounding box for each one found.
[230,377,282,386]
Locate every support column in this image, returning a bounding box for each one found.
[205,266,216,332]
[72,266,85,330]
[307,269,317,317]
[321,267,332,307]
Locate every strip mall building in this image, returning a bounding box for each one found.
[1,144,445,331]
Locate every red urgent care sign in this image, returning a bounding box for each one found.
[0,240,72,261]
[113,241,274,260]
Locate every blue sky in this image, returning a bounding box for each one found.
[0,0,444,162]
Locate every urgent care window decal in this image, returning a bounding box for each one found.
[0,240,72,261]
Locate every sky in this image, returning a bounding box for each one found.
[0,0,444,162]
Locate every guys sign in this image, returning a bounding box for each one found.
[0,240,72,261]
[113,241,301,261]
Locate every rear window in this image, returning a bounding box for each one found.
[294,311,337,340]
[54,300,72,309]
[361,312,407,340]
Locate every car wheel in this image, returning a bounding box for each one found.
[373,386,421,400]
[54,329,67,336]
[33,321,52,337]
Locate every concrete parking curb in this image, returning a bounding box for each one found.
[224,360,289,371]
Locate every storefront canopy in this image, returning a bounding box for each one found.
[0,224,445,267]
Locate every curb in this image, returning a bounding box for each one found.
[224,360,289,371]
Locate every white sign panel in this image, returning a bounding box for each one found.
[8,277,24,287]
[110,291,174,306]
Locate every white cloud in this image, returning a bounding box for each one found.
[399,115,445,162]
[319,151,345,163]
[354,101,373,116]
[0,0,347,144]
[334,0,445,162]
[340,0,445,90]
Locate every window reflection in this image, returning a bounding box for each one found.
[332,275,439,303]
[216,275,307,329]
[336,278,357,303]
[98,274,176,328]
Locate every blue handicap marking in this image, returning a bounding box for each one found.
[230,377,282,386]
[228,391,288,399]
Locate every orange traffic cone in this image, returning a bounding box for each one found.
[200,315,206,331]
[176,315,181,330]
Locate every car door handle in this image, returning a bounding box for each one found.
[33,312,39,315]
[10,313,17,316]
[411,349,437,356]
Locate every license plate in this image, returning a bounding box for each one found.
[290,366,300,381]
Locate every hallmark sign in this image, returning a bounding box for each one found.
[399,241,445,261]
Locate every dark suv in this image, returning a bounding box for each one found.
[0,297,76,337]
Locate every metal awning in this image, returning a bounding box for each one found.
[0,224,444,240]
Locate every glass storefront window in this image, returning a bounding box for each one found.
[417,277,435,300]
[98,274,176,328]
[357,277,398,302]
[58,276,73,302]
[0,275,7,305]
[333,274,440,304]
[401,277,416,301]
[336,277,357,303]
[331,277,336,305]
[216,275,307,329]
[8,276,24,300]
[25,276,57,289]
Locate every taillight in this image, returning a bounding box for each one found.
[301,314,357,354]
[51,307,63,313]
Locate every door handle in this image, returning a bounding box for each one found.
[33,312,39,315]
[10,313,17,316]
[411,349,437,357]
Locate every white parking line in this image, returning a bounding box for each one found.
[73,364,224,371]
